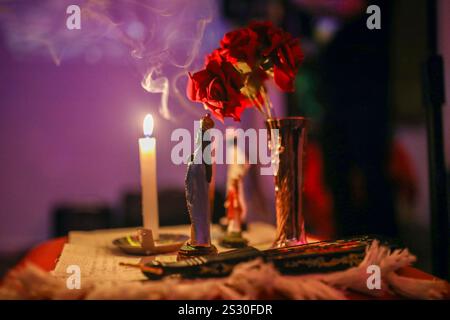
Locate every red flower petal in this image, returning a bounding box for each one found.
[274,64,295,92]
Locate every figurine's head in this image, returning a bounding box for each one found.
[201,114,215,131]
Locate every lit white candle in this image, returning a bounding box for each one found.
[138,114,159,239]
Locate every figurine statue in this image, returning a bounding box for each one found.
[178,114,218,259]
[220,132,249,248]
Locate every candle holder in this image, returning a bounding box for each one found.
[113,229,189,255]
[115,113,189,255]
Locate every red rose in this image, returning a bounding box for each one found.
[186,21,305,121]
[273,37,304,92]
[248,21,273,38]
[187,50,250,122]
[220,27,259,67]
[248,21,280,56]
[249,21,304,92]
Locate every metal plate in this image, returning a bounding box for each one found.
[113,233,189,255]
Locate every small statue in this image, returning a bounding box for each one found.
[220,133,249,248]
[178,114,218,260]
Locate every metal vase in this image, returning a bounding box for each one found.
[266,117,309,247]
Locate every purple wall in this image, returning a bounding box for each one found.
[0,49,196,251]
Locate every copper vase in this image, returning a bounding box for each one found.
[266,117,309,247]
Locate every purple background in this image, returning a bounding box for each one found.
[0,0,449,258]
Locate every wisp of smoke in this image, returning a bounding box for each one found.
[0,0,214,119]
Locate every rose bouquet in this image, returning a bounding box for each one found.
[186,21,304,121]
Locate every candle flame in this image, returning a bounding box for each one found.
[143,114,154,136]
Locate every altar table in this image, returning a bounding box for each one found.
[12,224,449,300]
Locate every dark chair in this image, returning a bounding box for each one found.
[52,204,112,237]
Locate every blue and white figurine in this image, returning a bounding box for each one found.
[178,114,218,259]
